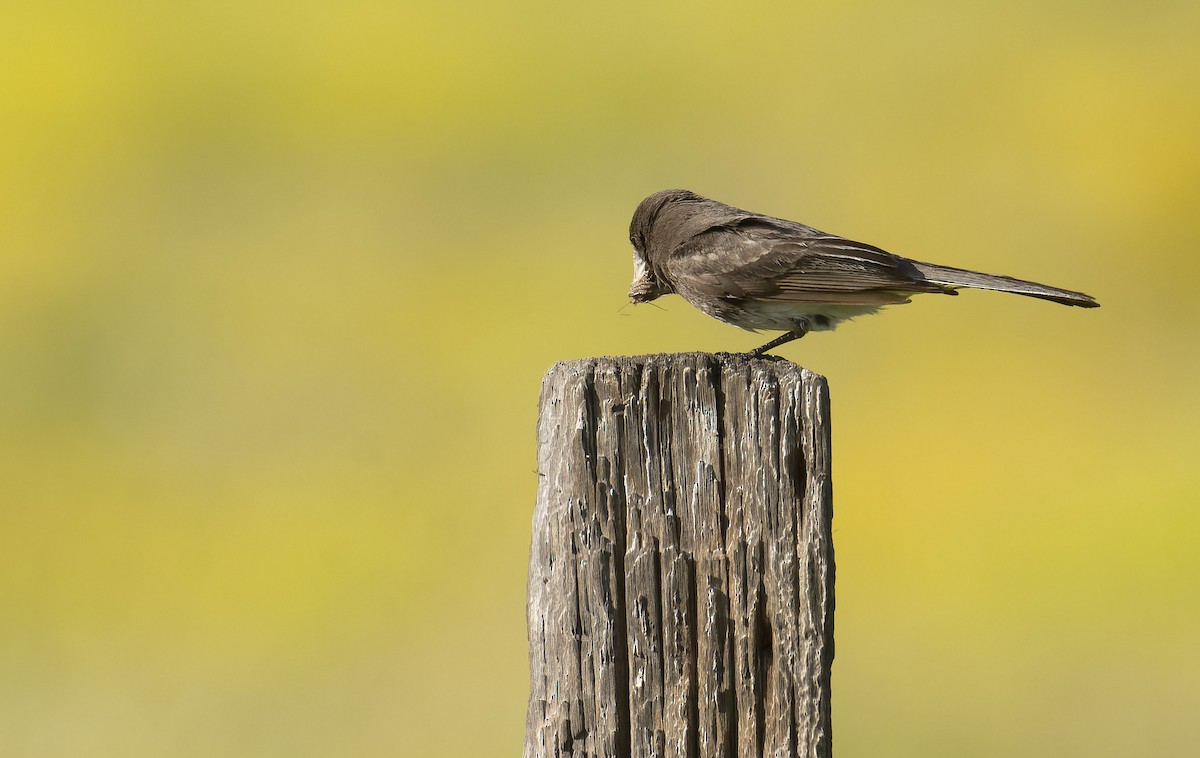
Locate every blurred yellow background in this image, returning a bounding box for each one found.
[2,1,1198,756]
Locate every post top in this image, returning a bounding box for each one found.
[544,352,825,385]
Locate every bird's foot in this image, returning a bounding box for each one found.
[747,329,807,357]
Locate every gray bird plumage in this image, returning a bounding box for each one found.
[628,189,1099,355]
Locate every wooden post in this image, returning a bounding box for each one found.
[526,353,834,758]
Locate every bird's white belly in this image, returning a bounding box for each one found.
[735,300,884,331]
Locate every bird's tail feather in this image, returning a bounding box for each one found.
[912,262,1099,308]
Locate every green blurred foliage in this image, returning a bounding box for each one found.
[1,1,1198,756]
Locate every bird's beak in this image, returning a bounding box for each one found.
[629,276,660,303]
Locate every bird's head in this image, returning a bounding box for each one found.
[627,189,703,303]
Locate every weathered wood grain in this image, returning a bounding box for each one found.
[526,353,834,758]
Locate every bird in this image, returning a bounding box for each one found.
[627,189,1099,355]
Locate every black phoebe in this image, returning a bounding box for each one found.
[628,189,1099,355]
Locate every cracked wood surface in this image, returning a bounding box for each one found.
[527,353,834,758]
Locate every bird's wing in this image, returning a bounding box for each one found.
[666,218,954,305]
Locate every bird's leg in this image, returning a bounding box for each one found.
[747,328,808,357]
